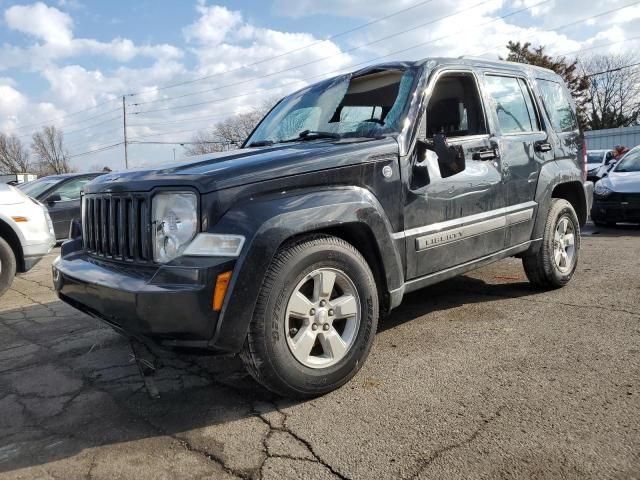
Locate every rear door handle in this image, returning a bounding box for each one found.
[535,141,552,152]
[472,148,498,161]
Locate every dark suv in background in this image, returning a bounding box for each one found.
[53,57,592,398]
[19,173,102,240]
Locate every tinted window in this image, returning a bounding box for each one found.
[18,177,60,198]
[537,79,577,132]
[484,75,540,134]
[51,177,93,201]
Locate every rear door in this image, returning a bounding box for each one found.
[481,73,554,247]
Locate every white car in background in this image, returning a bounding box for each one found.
[0,183,56,296]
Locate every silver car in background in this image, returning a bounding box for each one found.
[586,149,613,182]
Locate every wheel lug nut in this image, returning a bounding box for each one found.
[323,324,330,331]
[319,300,326,307]
[328,309,334,316]
[312,324,318,331]
[289,328,298,336]
[309,308,315,316]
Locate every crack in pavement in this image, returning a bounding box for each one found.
[253,401,349,480]
[409,405,506,480]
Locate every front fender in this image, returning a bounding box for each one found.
[208,186,404,352]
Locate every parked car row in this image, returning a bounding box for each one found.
[591,145,640,227]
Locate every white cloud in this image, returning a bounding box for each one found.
[183,1,243,45]
[2,0,639,171]
[1,2,183,72]
[5,2,73,44]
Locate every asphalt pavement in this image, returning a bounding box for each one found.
[0,223,638,480]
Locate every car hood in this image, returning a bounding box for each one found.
[600,171,640,193]
[85,137,399,194]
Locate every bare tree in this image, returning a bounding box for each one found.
[31,126,73,174]
[0,133,30,174]
[583,54,640,130]
[185,101,275,156]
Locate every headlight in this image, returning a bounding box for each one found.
[152,192,198,263]
[183,233,245,257]
[594,183,612,198]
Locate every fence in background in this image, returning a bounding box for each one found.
[585,125,640,150]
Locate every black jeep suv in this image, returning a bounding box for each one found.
[53,58,593,398]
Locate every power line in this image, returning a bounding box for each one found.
[67,142,124,159]
[131,0,496,108]
[559,35,640,57]
[127,0,438,97]
[128,109,248,128]
[64,127,123,150]
[129,140,230,145]
[10,98,120,132]
[470,0,640,57]
[586,61,640,77]
[132,0,551,117]
[14,107,122,139]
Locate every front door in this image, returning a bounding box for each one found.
[403,69,506,279]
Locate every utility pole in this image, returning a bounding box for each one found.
[122,96,129,169]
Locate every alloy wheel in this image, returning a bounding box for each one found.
[284,268,360,369]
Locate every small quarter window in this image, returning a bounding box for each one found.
[537,79,577,132]
[484,75,540,134]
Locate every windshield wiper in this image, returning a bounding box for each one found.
[247,140,274,147]
[298,130,342,141]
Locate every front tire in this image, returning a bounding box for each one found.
[522,199,580,289]
[0,237,17,297]
[241,235,379,398]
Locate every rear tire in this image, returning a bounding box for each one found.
[0,236,17,297]
[522,199,580,289]
[241,234,378,398]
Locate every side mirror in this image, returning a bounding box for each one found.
[68,218,82,239]
[433,133,466,178]
[45,193,62,204]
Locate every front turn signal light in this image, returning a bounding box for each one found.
[213,271,232,311]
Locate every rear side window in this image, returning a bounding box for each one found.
[537,79,577,132]
[484,75,540,134]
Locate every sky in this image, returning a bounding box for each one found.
[1,0,639,172]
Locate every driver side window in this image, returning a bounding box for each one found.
[424,72,487,178]
[51,177,92,202]
[426,72,487,138]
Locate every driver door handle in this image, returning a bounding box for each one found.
[472,148,498,161]
[535,140,552,152]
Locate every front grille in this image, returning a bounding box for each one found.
[610,192,640,204]
[83,193,152,262]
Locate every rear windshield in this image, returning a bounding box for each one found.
[587,153,603,163]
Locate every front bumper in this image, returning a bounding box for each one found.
[591,199,640,223]
[52,242,236,350]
